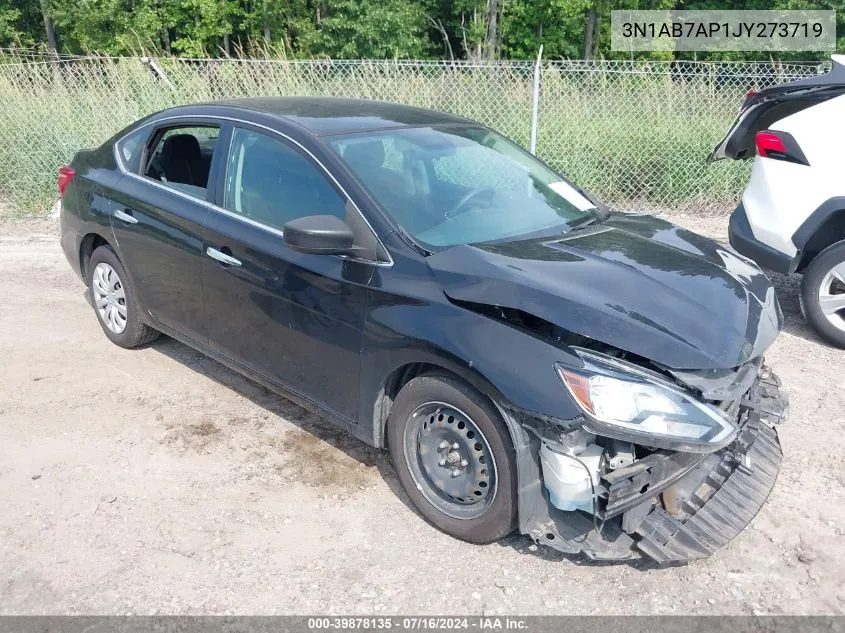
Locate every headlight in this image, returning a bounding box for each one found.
[556,350,738,453]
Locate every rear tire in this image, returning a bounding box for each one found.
[88,245,159,349]
[387,374,516,544]
[800,240,845,348]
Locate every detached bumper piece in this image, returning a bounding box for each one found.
[634,368,786,563]
[524,368,787,564]
[634,418,781,563]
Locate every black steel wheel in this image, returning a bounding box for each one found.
[403,402,497,520]
[388,374,516,544]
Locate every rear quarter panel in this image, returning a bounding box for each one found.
[60,145,122,280]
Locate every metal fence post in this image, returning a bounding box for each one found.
[140,56,175,91]
[529,45,543,155]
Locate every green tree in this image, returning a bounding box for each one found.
[2,0,841,61]
[0,0,41,48]
[299,0,431,58]
[425,0,490,59]
[236,0,313,57]
[0,3,28,47]
[500,0,593,59]
[169,0,236,56]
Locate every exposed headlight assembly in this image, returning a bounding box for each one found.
[556,350,738,453]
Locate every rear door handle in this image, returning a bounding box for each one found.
[206,247,241,267]
[114,209,138,224]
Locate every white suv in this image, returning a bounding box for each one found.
[711,54,845,347]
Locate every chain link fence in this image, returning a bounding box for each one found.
[0,52,827,217]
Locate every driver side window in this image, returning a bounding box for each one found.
[222,128,346,232]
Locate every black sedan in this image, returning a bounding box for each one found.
[59,97,788,564]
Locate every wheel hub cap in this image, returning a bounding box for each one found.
[92,262,128,334]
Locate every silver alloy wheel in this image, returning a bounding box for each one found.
[402,401,498,520]
[92,262,128,334]
[818,261,845,332]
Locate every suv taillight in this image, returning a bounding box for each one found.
[754,130,809,166]
[57,165,75,196]
[755,131,786,156]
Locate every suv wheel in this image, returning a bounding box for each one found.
[88,245,159,348]
[800,241,845,347]
[387,374,516,544]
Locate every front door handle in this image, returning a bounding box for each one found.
[206,247,242,267]
[114,209,139,224]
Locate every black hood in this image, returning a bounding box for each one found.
[426,213,781,370]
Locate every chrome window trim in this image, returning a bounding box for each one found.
[113,132,135,174]
[114,139,126,172]
[112,113,393,267]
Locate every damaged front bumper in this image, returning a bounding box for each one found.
[509,366,787,564]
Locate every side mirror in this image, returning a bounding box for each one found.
[283,215,355,255]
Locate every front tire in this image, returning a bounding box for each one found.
[387,374,517,544]
[800,240,845,348]
[88,245,159,349]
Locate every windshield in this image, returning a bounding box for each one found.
[326,125,598,248]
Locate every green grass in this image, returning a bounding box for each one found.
[0,57,761,218]
[536,68,755,214]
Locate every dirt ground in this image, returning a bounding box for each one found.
[1,213,844,616]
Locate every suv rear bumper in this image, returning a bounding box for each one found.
[729,203,797,274]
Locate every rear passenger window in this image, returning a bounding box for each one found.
[115,128,148,173]
[222,127,346,231]
[143,125,219,199]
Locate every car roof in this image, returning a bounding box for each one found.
[203,96,473,136]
